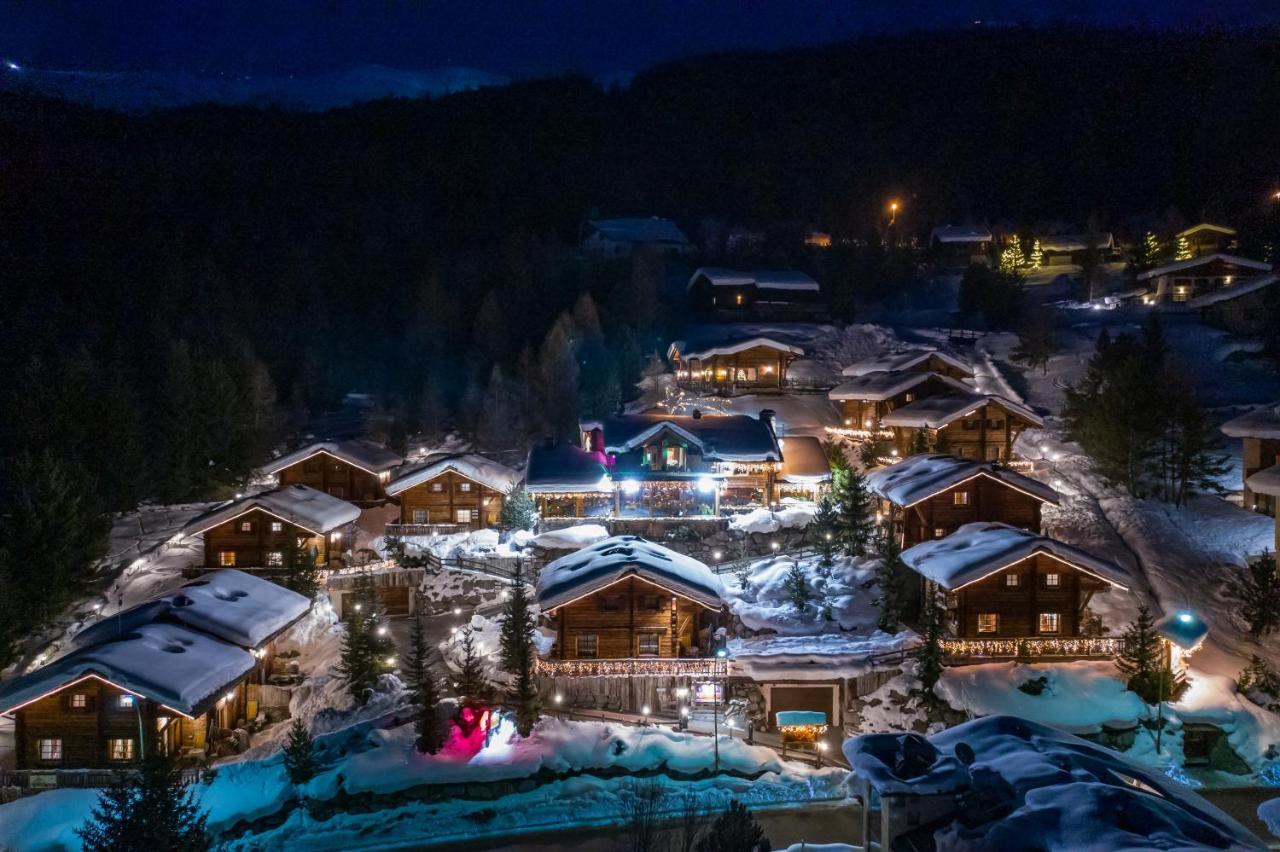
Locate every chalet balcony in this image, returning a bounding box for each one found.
[535,657,726,679]
[941,636,1120,661]
[384,522,473,537]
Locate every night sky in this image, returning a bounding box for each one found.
[3,0,1278,78]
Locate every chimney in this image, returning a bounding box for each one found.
[759,409,777,435]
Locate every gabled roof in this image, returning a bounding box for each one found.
[930,225,992,244]
[778,435,832,484]
[687,267,821,292]
[587,217,689,246]
[1187,275,1278,309]
[900,522,1130,591]
[182,485,361,537]
[841,349,975,379]
[537,536,724,611]
[1137,253,1271,281]
[668,335,805,361]
[1177,222,1236,238]
[880,394,1043,430]
[75,570,311,651]
[828,370,971,402]
[866,454,1058,507]
[582,413,782,462]
[260,439,404,476]
[524,443,611,493]
[386,453,520,496]
[1221,403,1280,439]
[1036,233,1113,252]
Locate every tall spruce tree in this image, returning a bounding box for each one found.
[499,562,541,736]
[915,586,945,692]
[406,592,450,753]
[454,625,492,734]
[813,495,839,568]
[283,719,317,784]
[873,532,907,633]
[499,486,538,532]
[1230,553,1280,637]
[338,571,394,704]
[783,564,811,613]
[1115,604,1181,703]
[77,754,210,851]
[831,467,874,556]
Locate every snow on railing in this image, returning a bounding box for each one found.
[536,657,727,678]
[940,637,1120,659]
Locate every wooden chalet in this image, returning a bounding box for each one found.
[524,441,613,518]
[686,267,826,321]
[667,335,804,394]
[929,225,992,270]
[1188,274,1279,336]
[0,571,310,770]
[582,217,691,257]
[829,371,972,431]
[880,394,1043,463]
[867,453,1059,548]
[384,453,519,533]
[182,485,360,571]
[1137,253,1272,305]
[776,435,833,501]
[260,439,404,505]
[1036,232,1114,266]
[1177,223,1237,257]
[842,350,976,384]
[1221,404,1280,518]
[582,410,783,514]
[901,523,1130,659]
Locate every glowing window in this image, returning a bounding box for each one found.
[1039,613,1061,634]
[1045,573,1061,587]
[455,509,473,524]
[459,482,473,493]
[109,738,135,761]
[1005,573,1019,587]
[267,551,283,566]
[576,635,598,659]
[735,292,744,305]
[953,491,970,506]
[271,521,283,532]
[977,613,999,633]
[239,520,253,532]
[118,695,135,709]
[933,527,945,538]
[70,693,87,709]
[431,482,444,492]
[218,551,237,567]
[39,738,62,761]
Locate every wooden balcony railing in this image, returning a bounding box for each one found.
[941,636,1120,660]
[385,523,471,537]
[535,657,726,679]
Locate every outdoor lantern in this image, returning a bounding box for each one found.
[1156,610,1207,675]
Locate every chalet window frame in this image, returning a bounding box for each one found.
[953,491,971,507]
[267,551,284,567]
[38,738,62,762]
[1045,573,1061,588]
[431,482,444,492]
[640,595,662,611]
[637,633,661,657]
[576,634,599,659]
[977,613,999,634]
[412,509,427,524]
[1004,573,1019,587]
[459,482,473,493]
[933,527,946,539]
[117,694,135,709]
[239,520,253,533]
[270,521,284,533]
[108,738,135,762]
[70,693,88,710]
[599,595,622,612]
[455,509,473,524]
[1038,612,1061,634]
[962,418,980,430]
[218,551,237,567]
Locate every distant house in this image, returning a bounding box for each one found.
[535,536,726,696]
[182,484,360,570]
[867,454,1059,549]
[1221,404,1280,518]
[776,435,834,501]
[829,371,972,431]
[881,394,1043,462]
[1137,254,1272,305]
[1177,222,1237,257]
[1188,274,1278,335]
[583,217,691,257]
[385,453,519,532]
[842,350,976,383]
[685,267,825,320]
[929,225,992,270]
[0,571,309,769]
[524,442,613,519]
[901,522,1130,653]
[1036,232,1114,266]
[259,439,403,505]
[667,335,804,394]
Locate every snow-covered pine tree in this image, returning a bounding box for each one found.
[77,754,210,851]
[499,486,538,532]
[1230,553,1280,637]
[873,532,906,633]
[783,563,810,613]
[283,718,317,784]
[832,467,874,556]
[498,562,542,736]
[813,495,839,568]
[1115,604,1182,703]
[915,584,945,692]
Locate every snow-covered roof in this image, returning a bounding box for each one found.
[866,453,1058,507]
[259,439,403,476]
[524,443,611,493]
[386,452,520,496]
[1036,233,1113,252]
[0,622,255,718]
[537,536,725,611]
[841,349,975,379]
[582,413,782,462]
[930,225,992,244]
[1177,222,1237,238]
[587,217,689,246]
[828,370,971,402]
[1137,253,1271,281]
[687,267,821,292]
[1246,464,1280,497]
[1187,275,1278,309]
[1156,611,1209,650]
[1221,404,1280,439]
[880,393,1044,430]
[75,569,311,651]
[668,335,805,361]
[900,522,1130,591]
[778,435,831,484]
[845,715,1264,849]
[182,485,361,537]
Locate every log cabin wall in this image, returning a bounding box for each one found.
[553,577,710,660]
[277,453,386,503]
[15,680,154,769]
[840,376,961,428]
[948,553,1110,639]
[397,471,504,528]
[899,477,1044,548]
[201,508,332,569]
[893,403,1031,462]
[679,345,792,391]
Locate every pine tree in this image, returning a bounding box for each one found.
[1230,553,1280,637]
[478,364,522,454]
[821,438,849,472]
[499,563,541,736]
[909,428,930,455]
[279,535,321,599]
[1175,234,1193,261]
[915,586,945,692]
[1127,232,1160,281]
[499,486,538,532]
[455,626,491,715]
[1027,238,1043,269]
[77,754,210,851]
[1011,305,1055,375]
[999,235,1025,275]
[535,313,581,441]
[1115,604,1182,703]
[283,719,317,784]
[831,467,874,556]
[858,420,893,467]
[406,592,450,753]
[338,572,394,705]
[783,564,810,613]
[873,532,907,633]
[813,495,839,567]
[694,799,770,852]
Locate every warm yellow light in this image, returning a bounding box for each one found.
[889,201,899,213]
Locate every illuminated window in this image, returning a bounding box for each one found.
[663,446,686,470]
[38,738,62,761]
[953,491,970,506]
[109,738,135,762]
[70,694,88,709]
[412,509,427,524]
[933,527,945,538]
[459,482,472,493]
[271,521,283,533]
[431,482,444,492]
[905,392,915,402]
[267,551,283,566]
[977,613,999,633]
[637,633,660,656]
[1039,613,1060,634]
[735,292,744,305]
[1045,573,1061,587]
[118,695,135,709]
[219,551,237,567]
[239,520,253,533]
[1005,573,1019,587]
[1172,285,1190,303]
[455,509,473,524]
[576,635,598,659]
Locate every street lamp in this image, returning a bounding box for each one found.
[889,200,900,226]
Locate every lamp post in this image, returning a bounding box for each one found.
[889,200,899,227]
[713,647,727,773]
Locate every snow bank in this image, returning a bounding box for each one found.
[726,554,880,635]
[935,661,1145,730]
[530,524,610,549]
[728,504,816,534]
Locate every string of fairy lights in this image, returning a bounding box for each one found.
[940,637,1121,658]
[535,657,728,679]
